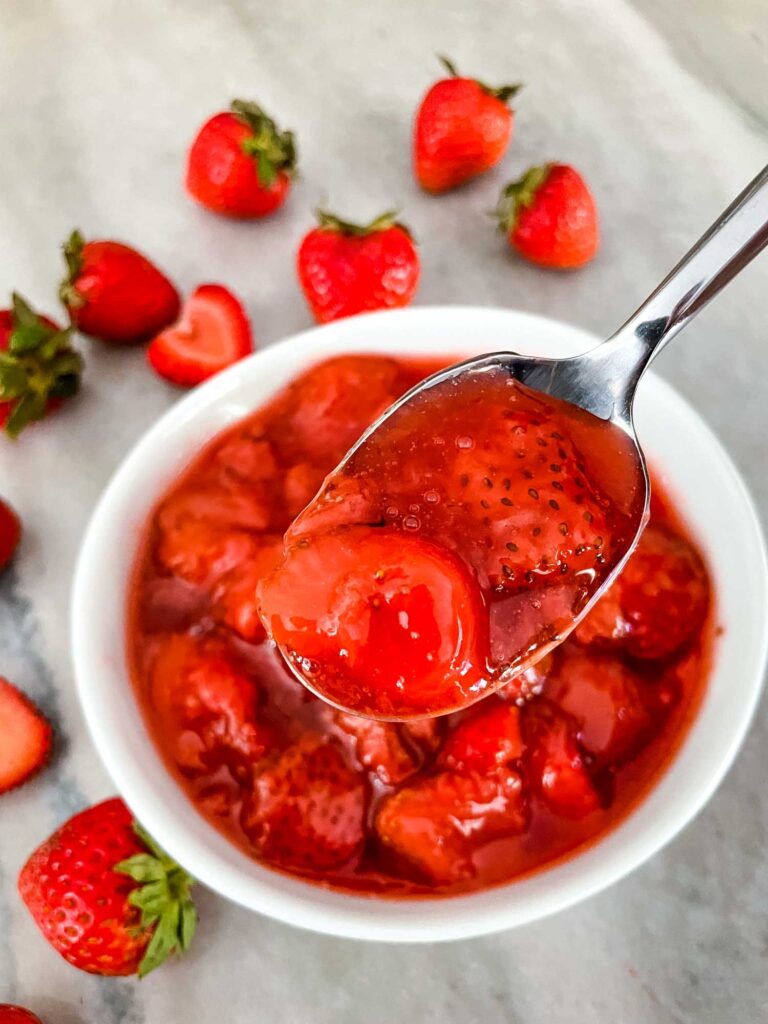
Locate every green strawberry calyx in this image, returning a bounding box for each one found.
[495,164,554,234]
[314,209,412,238]
[0,292,83,438]
[232,99,298,188]
[114,820,198,979]
[438,55,522,104]
[59,229,87,311]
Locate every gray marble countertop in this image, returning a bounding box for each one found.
[2,1,767,1021]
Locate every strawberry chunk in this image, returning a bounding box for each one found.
[375,767,528,884]
[156,517,260,585]
[149,634,273,776]
[522,699,600,819]
[240,735,366,872]
[0,499,21,571]
[402,716,444,755]
[0,678,52,794]
[211,535,284,642]
[283,461,326,517]
[575,524,709,660]
[440,699,523,773]
[257,525,488,718]
[334,712,418,785]
[546,646,652,765]
[147,284,253,387]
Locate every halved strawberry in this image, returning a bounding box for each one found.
[546,645,651,765]
[439,698,523,773]
[240,735,366,872]
[334,712,418,785]
[147,284,252,387]
[0,678,53,794]
[522,699,599,819]
[0,498,21,571]
[257,525,488,718]
[575,524,709,660]
[375,766,528,884]
[149,634,273,776]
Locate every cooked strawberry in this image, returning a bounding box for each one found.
[0,295,82,437]
[334,712,418,784]
[414,56,520,193]
[147,284,252,387]
[575,524,710,660]
[149,634,273,775]
[546,645,652,764]
[257,525,488,718]
[60,231,180,344]
[240,735,366,872]
[402,716,444,755]
[0,678,52,794]
[440,698,523,773]
[496,164,599,269]
[0,498,21,570]
[212,535,284,642]
[156,516,262,585]
[522,699,600,818]
[213,435,278,484]
[283,461,326,517]
[19,797,196,976]
[0,1007,44,1024]
[297,210,420,323]
[375,766,527,884]
[186,100,297,219]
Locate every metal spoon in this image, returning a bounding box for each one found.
[278,165,768,718]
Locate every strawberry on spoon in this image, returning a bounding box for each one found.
[147,283,252,387]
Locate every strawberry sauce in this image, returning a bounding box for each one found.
[128,354,714,896]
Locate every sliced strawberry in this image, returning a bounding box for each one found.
[522,699,599,819]
[0,678,52,794]
[575,524,710,660]
[240,735,366,872]
[375,766,528,884]
[0,498,21,571]
[149,634,273,776]
[440,698,523,773]
[212,534,284,642]
[147,284,252,387]
[546,645,652,765]
[334,712,418,784]
[257,525,488,718]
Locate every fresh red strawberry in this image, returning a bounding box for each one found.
[497,164,599,269]
[149,634,273,776]
[60,231,180,345]
[186,100,297,219]
[546,645,652,765]
[257,525,487,718]
[240,735,366,872]
[375,766,528,884]
[575,524,709,660]
[0,498,21,570]
[147,284,252,387]
[19,797,196,977]
[414,56,520,193]
[212,534,284,642]
[440,698,523,773]
[0,294,82,437]
[0,1008,43,1024]
[297,211,420,323]
[334,712,418,785]
[522,699,600,818]
[0,678,52,794]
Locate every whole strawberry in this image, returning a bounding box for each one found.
[0,498,20,570]
[496,163,599,269]
[186,100,297,218]
[297,210,420,323]
[414,56,520,193]
[0,293,83,437]
[19,797,197,977]
[0,1008,44,1024]
[59,230,180,345]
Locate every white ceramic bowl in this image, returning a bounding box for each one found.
[72,306,768,942]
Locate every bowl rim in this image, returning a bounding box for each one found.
[71,305,768,942]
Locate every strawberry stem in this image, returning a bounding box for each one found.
[437,55,522,105]
[495,164,553,233]
[232,99,297,188]
[315,209,408,237]
[59,230,86,312]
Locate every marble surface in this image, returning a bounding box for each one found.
[1,1,768,1020]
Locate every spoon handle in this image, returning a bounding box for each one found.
[609,163,768,371]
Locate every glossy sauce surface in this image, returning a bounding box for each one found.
[128,354,713,896]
